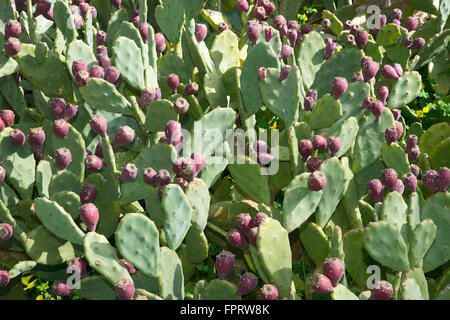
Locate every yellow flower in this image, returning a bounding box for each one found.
[417,110,424,118]
[269,122,278,129]
[303,14,308,22]
[21,274,38,291]
[423,106,430,113]
[36,295,44,300]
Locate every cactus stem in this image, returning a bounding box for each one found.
[139,0,148,24]
[206,222,228,240]
[287,126,299,176]
[26,0,38,44]
[186,95,204,120]
[243,252,258,274]
[392,271,402,300]
[129,96,147,136]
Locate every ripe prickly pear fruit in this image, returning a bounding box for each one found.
[28,128,46,146]
[183,82,199,96]
[369,101,384,123]
[236,0,249,11]
[362,61,380,82]
[115,279,135,300]
[381,65,400,79]
[402,173,417,193]
[410,38,425,50]
[0,223,13,242]
[72,60,88,75]
[407,146,420,162]
[410,164,420,177]
[85,155,103,171]
[5,36,21,58]
[157,185,166,201]
[299,139,313,162]
[53,119,69,138]
[9,129,26,147]
[96,31,107,45]
[246,21,260,44]
[392,179,404,194]
[381,168,398,190]
[112,126,135,147]
[218,22,228,32]
[97,54,111,69]
[312,135,327,151]
[367,179,384,203]
[236,213,252,234]
[52,280,71,296]
[80,183,97,204]
[385,127,398,146]
[120,259,137,274]
[304,96,315,112]
[306,89,318,102]
[104,67,120,84]
[307,157,322,172]
[259,284,278,300]
[155,32,166,53]
[253,6,266,20]
[89,65,104,79]
[423,170,439,193]
[227,229,249,249]
[308,171,327,191]
[175,177,188,191]
[258,67,267,81]
[344,34,355,46]
[128,10,139,26]
[174,97,190,114]
[79,203,99,232]
[369,280,393,300]
[75,70,90,85]
[247,227,258,246]
[54,148,72,170]
[376,86,389,104]
[191,152,205,176]
[310,274,333,294]
[143,167,158,187]
[301,24,313,34]
[321,19,331,29]
[0,119,4,132]
[352,71,364,82]
[263,1,275,14]
[64,104,78,121]
[395,121,403,139]
[119,163,138,182]
[110,0,122,8]
[343,20,352,30]
[355,29,368,49]
[392,63,403,77]
[323,257,344,287]
[360,97,374,110]
[0,166,5,182]
[391,8,402,20]
[331,77,348,99]
[167,73,179,94]
[236,272,258,296]
[392,109,401,121]
[278,65,291,81]
[67,258,88,278]
[279,45,292,59]
[406,135,418,150]
[323,38,336,60]
[404,17,418,32]
[264,28,274,42]
[327,137,341,157]
[401,36,413,47]
[139,88,160,108]
[215,250,235,280]
[273,15,287,30]
[156,169,171,186]
[90,114,107,137]
[0,270,10,287]
[437,167,450,192]
[138,23,149,43]
[250,212,268,228]
[287,20,299,31]
[194,23,207,42]
[5,20,22,39]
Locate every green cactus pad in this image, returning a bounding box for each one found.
[8,261,37,279]
[134,289,163,300]
[116,22,145,53]
[34,197,85,245]
[48,170,81,197]
[162,184,193,250]
[240,42,280,117]
[352,108,395,173]
[75,276,117,300]
[414,29,450,70]
[387,72,422,109]
[282,173,323,232]
[185,228,208,264]
[409,219,437,268]
[144,188,166,228]
[376,24,402,47]
[106,8,129,50]
[155,0,184,43]
[402,268,430,300]
[115,213,160,278]
[184,19,216,76]
[304,95,343,130]
[300,222,330,266]
[422,192,450,272]
[24,225,82,266]
[112,37,145,91]
[331,284,359,300]
[363,221,410,271]
[0,180,19,207]
[210,30,240,74]
[84,231,132,285]
[53,0,77,43]
[381,191,408,240]
[158,247,184,300]
[419,122,450,156]
[257,218,292,298]
[297,31,326,88]
[66,40,97,76]
[429,137,450,169]
[249,245,271,284]
[51,191,81,220]
[381,143,411,176]
[343,229,372,287]
[259,66,301,127]
[145,99,178,132]
[202,279,241,300]
[322,10,344,35]
[185,178,210,232]
[0,200,27,245]
[0,57,19,78]
[204,72,228,108]
[337,81,370,125]
[400,278,424,300]
[79,78,132,115]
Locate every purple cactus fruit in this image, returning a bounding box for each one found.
[227,229,249,249]
[90,6,97,20]
[5,37,21,57]
[385,127,398,145]
[252,140,270,155]
[312,135,328,151]
[9,129,25,147]
[253,6,266,20]
[52,281,71,296]
[307,157,322,172]
[0,166,5,182]
[437,167,450,192]
[407,146,420,162]
[236,0,249,11]
[35,0,51,17]
[97,55,110,69]
[259,284,278,300]
[28,127,46,146]
[245,227,257,246]
[392,63,403,77]
[278,65,291,82]
[370,280,393,300]
[258,153,275,166]
[175,177,188,191]
[96,45,108,56]
[250,212,268,229]
[423,170,439,193]
[51,98,67,119]
[236,213,252,234]
[381,65,400,79]
[94,140,103,157]
[218,22,228,32]
[410,164,420,177]
[369,101,384,122]
[0,110,15,127]
[392,19,400,26]
[236,272,258,296]
[376,86,389,104]
[143,167,158,187]
[327,137,341,157]
[367,179,383,203]
[308,171,327,191]
[345,34,355,46]
[410,38,425,50]
[258,67,267,82]
[321,19,331,29]
[75,70,90,86]
[156,169,171,186]
[174,97,190,114]
[119,163,138,182]
[165,120,182,142]
[0,119,4,132]
[352,71,364,83]
[286,20,298,31]
[394,121,403,139]
[128,10,139,26]
[85,154,103,171]
[306,89,318,103]
[401,36,413,47]
[355,29,368,49]
[332,77,348,99]
[246,21,261,44]
[113,126,135,147]
[361,56,373,68]
[115,279,135,300]
[139,88,159,108]
[406,135,418,150]
[191,152,205,175]
[54,147,72,170]
[104,67,120,85]
[343,20,353,31]
[167,73,179,94]
[97,31,107,45]
[120,259,137,274]
[362,61,380,82]
[279,45,293,59]
[392,109,401,121]
[323,38,336,60]
[378,14,387,28]
[300,24,313,35]
[215,250,235,280]
[273,15,287,31]
[90,114,107,137]
[194,23,207,42]
[263,1,275,14]
[67,257,88,278]
[5,20,22,39]
[79,203,99,232]
[381,168,398,190]
[137,23,149,43]
[264,28,274,42]
[89,65,104,78]
[287,29,297,47]
[323,257,344,287]
[304,96,315,112]
[391,8,402,20]
[0,270,10,287]
[155,33,166,53]
[299,139,313,161]
[110,0,122,8]
[0,223,13,242]
[183,82,199,96]
[392,179,404,194]
[80,183,97,204]
[310,274,334,294]
[404,17,418,32]
[52,119,69,139]
[72,60,88,76]
[402,173,417,193]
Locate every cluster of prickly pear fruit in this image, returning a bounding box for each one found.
[0,0,448,301]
